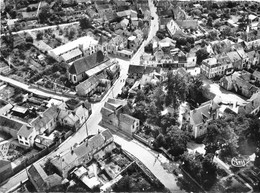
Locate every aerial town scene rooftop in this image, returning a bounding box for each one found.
[1,0,260,192]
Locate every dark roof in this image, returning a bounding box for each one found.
[144,66,160,74]
[101,129,113,141]
[0,115,25,131]
[28,163,48,191]
[31,106,59,132]
[128,65,145,74]
[98,35,107,45]
[69,51,108,75]
[76,75,99,92]
[190,101,218,125]
[160,17,171,25]
[0,160,11,169]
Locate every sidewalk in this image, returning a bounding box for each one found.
[0,75,68,101]
[114,135,184,193]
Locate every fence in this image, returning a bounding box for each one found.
[133,133,150,146]
[121,149,165,190]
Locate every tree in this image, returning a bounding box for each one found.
[165,73,187,108]
[206,16,213,27]
[66,27,76,40]
[165,125,190,156]
[79,17,92,29]
[25,35,33,43]
[36,31,43,40]
[144,43,153,54]
[38,6,51,23]
[208,29,218,40]
[196,48,209,65]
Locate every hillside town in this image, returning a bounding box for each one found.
[1,0,260,192]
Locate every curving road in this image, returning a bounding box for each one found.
[0,0,181,192]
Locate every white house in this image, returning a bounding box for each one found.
[17,126,37,147]
[48,36,99,63]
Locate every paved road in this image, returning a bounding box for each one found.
[0,75,69,101]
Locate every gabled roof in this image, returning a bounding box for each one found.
[160,17,171,26]
[128,65,145,74]
[0,115,25,131]
[253,70,260,79]
[76,75,99,93]
[28,163,48,191]
[0,160,11,169]
[51,129,113,174]
[17,125,34,138]
[236,49,248,59]
[60,48,82,62]
[227,51,242,62]
[190,101,218,126]
[239,92,260,114]
[68,51,108,75]
[31,106,59,132]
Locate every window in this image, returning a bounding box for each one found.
[73,75,77,82]
[25,137,27,140]
[25,142,29,146]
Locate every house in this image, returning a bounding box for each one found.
[100,98,139,136]
[0,115,26,139]
[60,48,83,64]
[166,19,180,37]
[117,49,133,59]
[185,53,197,68]
[58,99,91,130]
[128,65,145,79]
[0,103,13,116]
[159,17,171,30]
[238,92,260,116]
[48,36,99,62]
[95,3,112,18]
[50,129,115,178]
[140,68,162,86]
[247,50,258,67]
[0,160,12,181]
[120,18,129,29]
[128,36,140,50]
[200,58,218,79]
[219,75,234,91]
[68,51,109,84]
[189,100,219,138]
[253,70,260,83]
[108,35,127,54]
[86,7,99,18]
[233,77,258,98]
[175,20,199,30]
[27,163,62,192]
[17,125,37,147]
[227,51,243,70]
[236,49,249,69]
[76,75,99,96]
[21,11,37,20]
[0,140,11,159]
[30,105,59,135]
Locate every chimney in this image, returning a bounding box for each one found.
[78,44,84,56]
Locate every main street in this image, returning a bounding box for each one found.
[0,0,181,192]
